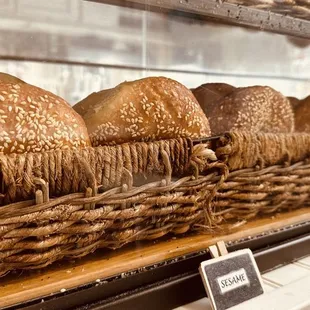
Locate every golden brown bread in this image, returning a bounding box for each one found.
[192,82,235,109]
[294,95,310,132]
[288,96,300,111]
[0,77,91,154]
[0,73,25,84]
[73,77,211,145]
[192,85,294,135]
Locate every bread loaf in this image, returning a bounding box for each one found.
[0,73,25,85]
[294,95,310,132]
[73,77,211,145]
[0,76,91,154]
[192,85,294,135]
[288,96,300,110]
[192,82,235,108]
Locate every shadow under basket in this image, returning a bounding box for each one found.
[0,131,310,274]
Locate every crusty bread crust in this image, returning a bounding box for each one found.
[288,96,300,111]
[0,73,25,85]
[0,77,90,154]
[192,82,235,109]
[193,84,294,135]
[295,95,310,132]
[74,77,211,145]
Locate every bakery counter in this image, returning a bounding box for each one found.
[91,0,310,39]
[0,208,309,310]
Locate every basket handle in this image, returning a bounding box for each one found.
[34,178,49,204]
[161,150,172,186]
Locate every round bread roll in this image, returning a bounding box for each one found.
[0,73,25,85]
[193,85,294,135]
[73,77,211,145]
[288,96,300,111]
[192,83,235,112]
[295,95,310,132]
[0,78,91,154]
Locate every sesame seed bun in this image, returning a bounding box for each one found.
[288,96,300,111]
[0,76,91,154]
[192,83,236,116]
[192,83,236,108]
[294,95,310,132]
[0,72,25,85]
[73,76,211,145]
[192,84,295,135]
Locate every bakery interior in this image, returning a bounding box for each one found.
[0,1,309,309]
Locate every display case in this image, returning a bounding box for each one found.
[0,1,309,309]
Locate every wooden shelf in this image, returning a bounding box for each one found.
[0,207,309,309]
[90,0,310,39]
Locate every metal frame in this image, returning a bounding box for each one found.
[89,0,310,39]
[1,56,308,82]
[87,234,310,310]
[7,221,310,310]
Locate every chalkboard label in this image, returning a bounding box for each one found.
[199,249,264,310]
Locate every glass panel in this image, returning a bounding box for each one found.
[0,1,309,308]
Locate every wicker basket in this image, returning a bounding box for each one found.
[0,132,310,274]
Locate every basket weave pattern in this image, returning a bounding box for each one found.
[0,132,310,273]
